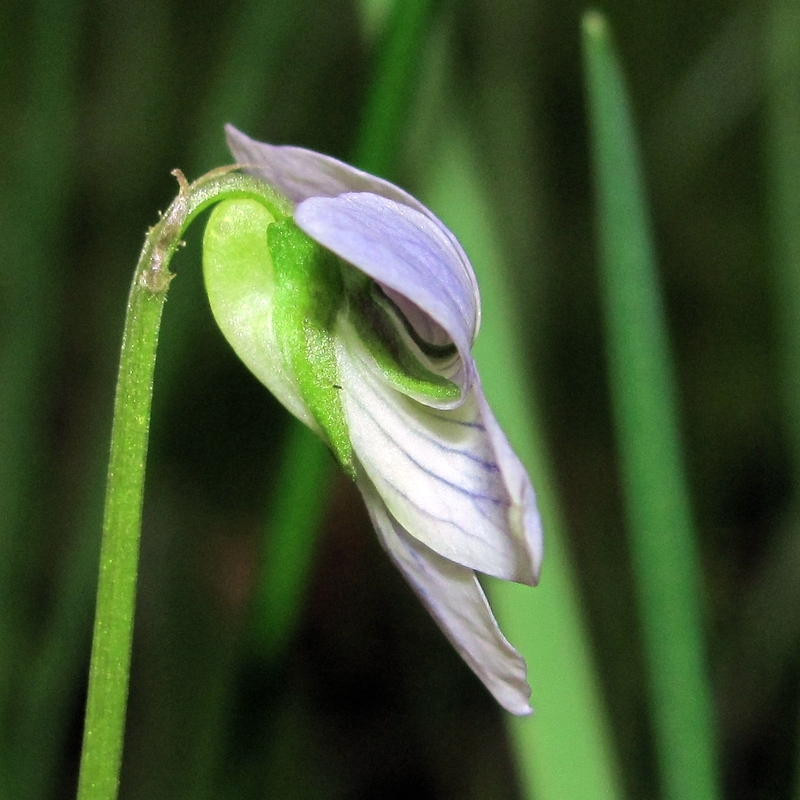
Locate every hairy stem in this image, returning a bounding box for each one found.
[76,169,288,800]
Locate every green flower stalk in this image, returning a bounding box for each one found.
[77,168,291,800]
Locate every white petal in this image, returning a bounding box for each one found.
[295,193,478,402]
[361,477,532,715]
[337,320,542,585]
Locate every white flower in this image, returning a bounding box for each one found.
[203,126,543,714]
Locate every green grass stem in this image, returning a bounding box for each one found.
[424,123,623,800]
[581,12,719,800]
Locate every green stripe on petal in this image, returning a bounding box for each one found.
[347,277,461,405]
[335,321,539,585]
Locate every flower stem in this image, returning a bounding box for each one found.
[76,169,289,800]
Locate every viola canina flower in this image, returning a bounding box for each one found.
[202,125,543,715]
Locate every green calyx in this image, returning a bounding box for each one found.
[203,194,461,481]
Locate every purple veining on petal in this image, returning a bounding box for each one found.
[367,464,517,555]
[347,370,500,471]
[425,412,487,431]
[337,328,540,584]
[348,387,504,497]
[472,379,544,582]
[360,477,533,716]
[343,338,508,498]
[369,477,499,546]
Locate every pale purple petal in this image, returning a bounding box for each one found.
[337,322,542,585]
[297,192,479,397]
[226,125,481,337]
[227,124,428,209]
[473,380,543,580]
[360,476,532,715]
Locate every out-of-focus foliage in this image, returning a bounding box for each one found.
[1,0,797,798]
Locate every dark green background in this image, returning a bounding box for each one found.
[0,1,793,798]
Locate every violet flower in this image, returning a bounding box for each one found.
[203,126,543,714]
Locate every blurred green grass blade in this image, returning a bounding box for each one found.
[358,0,393,42]
[14,470,103,800]
[253,423,330,660]
[763,0,800,796]
[423,124,623,800]
[353,0,434,177]
[767,0,800,462]
[581,12,719,800]
[0,0,82,785]
[187,0,307,173]
[0,1,79,534]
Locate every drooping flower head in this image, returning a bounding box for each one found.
[202,126,543,715]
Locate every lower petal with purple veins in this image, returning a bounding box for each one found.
[336,319,541,585]
[360,476,532,716]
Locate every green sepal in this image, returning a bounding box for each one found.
[268,219,355,476]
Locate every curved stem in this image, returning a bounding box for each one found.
[76,169,288,800]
